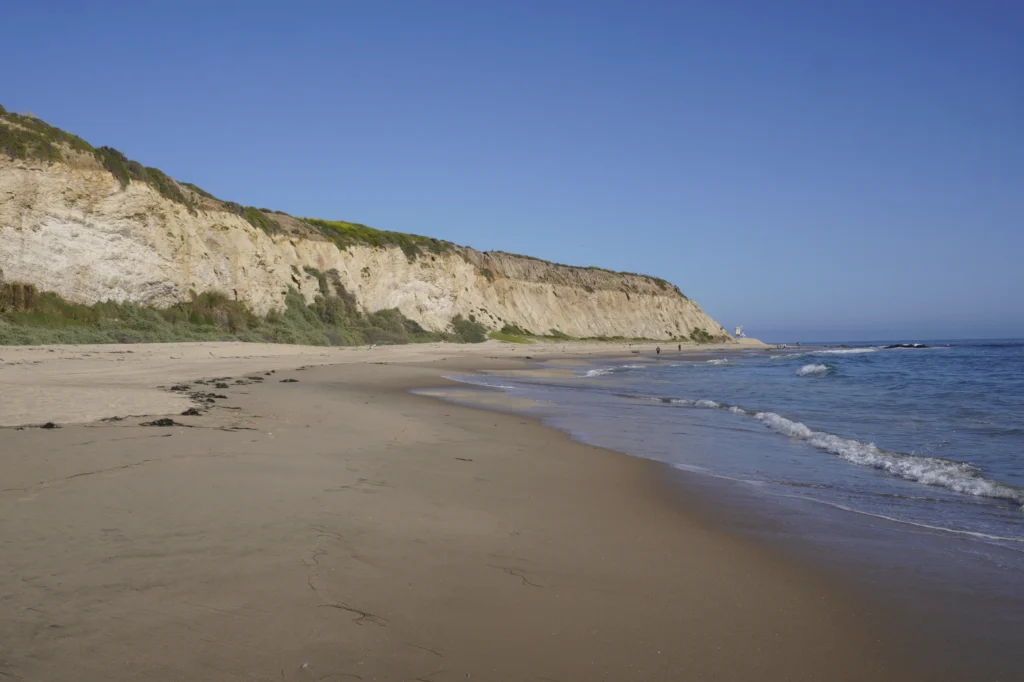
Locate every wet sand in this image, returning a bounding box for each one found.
[0,341,941,681]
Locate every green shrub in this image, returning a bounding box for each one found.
[689,328,715,344]
[488,331,533,344]
[451,314,487,343]
[303,218,452,261]
[93,146,132,188]
[0,281,460,347]
[500,323,532,336]
[243,207,280,234]
[181,182,217,200]
[144,166,190,206]
[303,266,330,296]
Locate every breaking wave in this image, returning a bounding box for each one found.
[796,363,830,376]
[753,411,1024,507]
[813,347,881,355]
[661,397,722,408]
[625,391,1024,508]
[583,364,646,378]
[706,358,729,365]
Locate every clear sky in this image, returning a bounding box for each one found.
[4,1,1022,341]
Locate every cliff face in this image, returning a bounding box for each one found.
[0,156,728,340]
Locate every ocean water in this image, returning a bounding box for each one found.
[434,341,1024,672]
[451,341,1024,551]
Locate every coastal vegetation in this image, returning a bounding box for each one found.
[488,250,679,293]
[689,328,718,343]
[0,106,688,290]
[500,323,532,336]
[0,107,449,254]
[303,218,452,261]
[488,330,534,343]
[450,314,487,343]
[0,280,485,346]
[0,106,724,343]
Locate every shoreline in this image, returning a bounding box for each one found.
[0,340,951,681]
[0,339,766,427]
[432,353,1024,680]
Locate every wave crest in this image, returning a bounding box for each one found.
[583,364,646,378]
[626,391,1024,508]
[796,363,830,376]
[753,411,1024,506]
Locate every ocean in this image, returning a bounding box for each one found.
[437,339,1024,654]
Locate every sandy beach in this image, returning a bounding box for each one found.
[0,340,939,681]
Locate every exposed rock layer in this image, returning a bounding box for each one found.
[0,158,728,339]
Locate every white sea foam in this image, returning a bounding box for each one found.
[625,389,1024,508]
[706,358,729,365]
[584,364,646,377]
[752,411,1024,506]
[796,363,830,376]
[665,397,723,409]
[813,347,881,355]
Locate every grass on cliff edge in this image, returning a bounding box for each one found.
[303,218,452,262]
[2,105,690,283]
[0,281,487,346]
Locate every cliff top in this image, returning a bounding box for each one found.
[0,104,678,292]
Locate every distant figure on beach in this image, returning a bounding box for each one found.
[656,346,661,355]
[678,344,681,351]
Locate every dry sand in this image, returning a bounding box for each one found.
[0,339,941,681]
[0,339,765,426]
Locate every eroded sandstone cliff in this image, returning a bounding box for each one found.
[0,113,728,340]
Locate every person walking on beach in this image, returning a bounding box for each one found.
[678,344,681,351]
[656,346,661,355]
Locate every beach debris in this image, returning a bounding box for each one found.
[245,375,264,381]
[100,416,125,422]
[169,384,191,392]
[38,422,59,429]
[455,457,474,462]
[214,382,230,389]
[180,407,203,416]
[280,378,299,383]
[140,418,186,427]
[189,392,227,404]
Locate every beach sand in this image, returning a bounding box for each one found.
[0,340,937,681]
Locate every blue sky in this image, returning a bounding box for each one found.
[4,1,1022,341]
